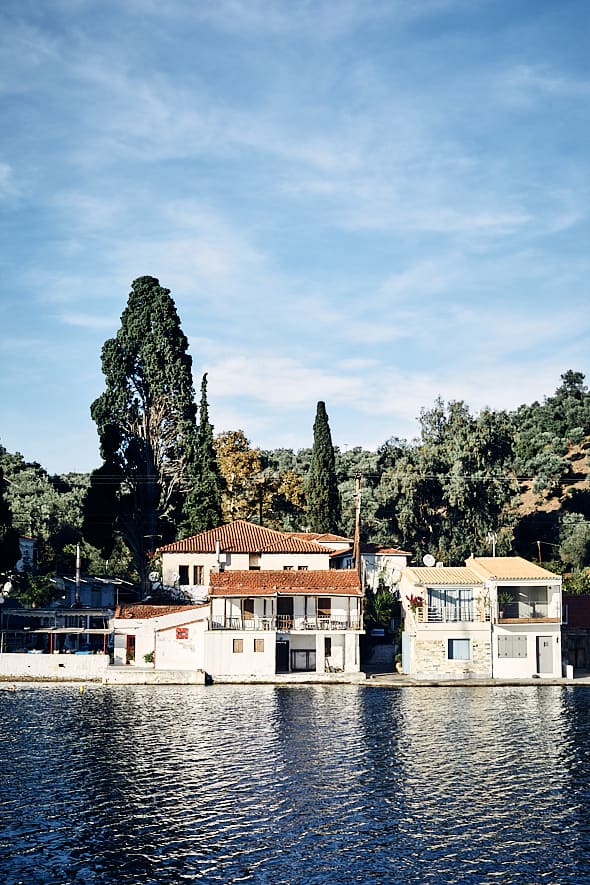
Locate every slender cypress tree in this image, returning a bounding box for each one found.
[0,465,20,579]
[182,373,223,533]
[306,401,341,533]
[84,276,199,592]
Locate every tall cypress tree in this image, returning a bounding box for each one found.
[84,276,199,592]
[306,401,341,533]
[182,373,223,534]
[0,465,20,580]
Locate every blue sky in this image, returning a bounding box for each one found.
[1,0,589,475]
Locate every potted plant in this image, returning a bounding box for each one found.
[498,591,513,619]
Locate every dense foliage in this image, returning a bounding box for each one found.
[84,276,200,591]
[306,401,342,533]
[0,465,20,580]
[2,369,589,596]
[181,374,223,535]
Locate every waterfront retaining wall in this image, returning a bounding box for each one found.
[0,653,110,681]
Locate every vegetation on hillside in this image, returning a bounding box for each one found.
[1,369,589,602]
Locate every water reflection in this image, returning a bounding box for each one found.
[1,684,590,883]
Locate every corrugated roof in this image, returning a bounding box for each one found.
[468,556,561,581]
[403,566,483,586]
[157,520,335,555]
[209,570,363,597]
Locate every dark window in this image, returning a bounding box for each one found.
[178,565,189,585]
[318,598,331,618]
[193,565,204,585]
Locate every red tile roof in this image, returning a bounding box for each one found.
[288,531,352,544]
[361,543,411,555]
[157,520,335,555]
[115,604,204,620]
[209,569,362,597]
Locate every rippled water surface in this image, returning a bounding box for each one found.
[2,684,590,884]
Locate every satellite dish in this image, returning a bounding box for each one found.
[423,554,436,567]
[148,572,159,583]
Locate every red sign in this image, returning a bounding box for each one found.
[176,627,189,640]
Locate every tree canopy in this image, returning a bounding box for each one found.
[84,276,199,591]
[182,373,223,534]
[306,401,341,533]
[0,464,20,579]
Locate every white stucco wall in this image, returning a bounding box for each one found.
[205,630,277,677]
[161,550,332,589]
[0,652,109,680]
[492,624,562,678]
[362,553,408,593]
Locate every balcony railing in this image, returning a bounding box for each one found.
[498,600,559,620]
[210,616,362,632]
[416,605,490,624]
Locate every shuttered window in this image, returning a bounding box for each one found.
[498,635,527,658]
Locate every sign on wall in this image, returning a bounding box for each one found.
[176,627,189,640]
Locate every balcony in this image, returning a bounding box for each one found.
[497,599,560,623]
[416,604,489,624]
[210,616,362,632]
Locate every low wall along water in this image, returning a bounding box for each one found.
[0,652,110,681]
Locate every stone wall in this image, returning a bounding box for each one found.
[413,635,491,678]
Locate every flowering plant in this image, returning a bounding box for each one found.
[406,594,423,613]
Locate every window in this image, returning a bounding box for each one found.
[318,598,331,618]
[428,588,474,622]
[448,638,470,660]
[178,565,189,585]
[243,598,255,620]
[254,638,264,653]
[193,565,204,585]
[283,565,293,571]
[498,635,527,658]
[233,638,243,653]
[298,566,308,571]
[324,637,332,657]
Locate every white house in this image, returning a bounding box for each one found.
[112,570,363,678]
[120,521,365,679]
[158,520,335,598]
[113,603,209,668]
[359,543,410,594]
[207,568,363,677]
[399,556,562,679]
[468,556,562,680]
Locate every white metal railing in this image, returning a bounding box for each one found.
[416,605,489,624]
[210,616,361,632]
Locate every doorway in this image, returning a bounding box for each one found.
[276,639,289,673]
[536,635,553,674]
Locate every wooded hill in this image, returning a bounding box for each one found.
[1,369,589,603]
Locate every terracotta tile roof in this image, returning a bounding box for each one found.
[361,544,411,555]
[115,604,204,620]
[468,556,561,582]
[288,531,352,544]
[403,566,483,586]
[209,569,363,597]
[157,520,334,555]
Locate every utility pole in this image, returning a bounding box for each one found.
[353,473,361,576]
[75,544,81,607]
[486,531,497,557]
